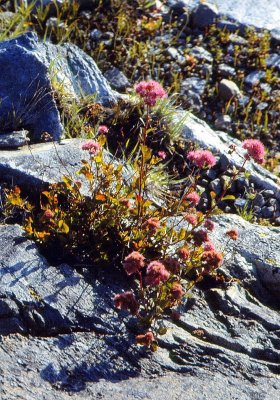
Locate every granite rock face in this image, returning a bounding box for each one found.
[0,139,132,193]
[0,32,117,141]
[0,214,280,399]
[172,111,280,199]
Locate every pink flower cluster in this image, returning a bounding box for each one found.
[187,150,216,169]
[158,151,167,159]
[178,246,190,260]
[185,213,198,226]
[136,331,154,346]
[193,229,209,246]
[114,291,139,315]
[42,209,54,221]
[123,251,145,275]
[186,191,200,206]
[134,80,167,106]
[170,282,184,300]
[202,250,223,269]
[98,125,109,135]
[142,217,161,235]
[145,261,170,286]
[203,241,215,251]
[242,139,265,164]
[81,140,101,155]
[204,219,215,231]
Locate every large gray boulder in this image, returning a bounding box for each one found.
[187,0,280,31]
[0,215,280,399]
[0,139,131,192]
[0,32,117,141]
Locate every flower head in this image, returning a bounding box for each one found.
[164,257,180,274]
[158,150,167,159]
[204,219,215,231]
[226,228,238,241]
[42,209,54,221]
[203,241,215,251]
[136,331,155,346]
[98,125,109,135]
[114,291,139,315]
[187,150,216,169]
[81,140,101,155]
[142,217,161,235]
[242,139,265,164]
[146,261,170,286]
[202,250,223,269]
[184,213,198,226]
[186,191,200,206]
[178,246,190,260]
[123,251,145,275]
[134,80,167,107]
[170,283,184,300]
[193,229,209,246]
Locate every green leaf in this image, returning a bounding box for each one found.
[221,195,236,201]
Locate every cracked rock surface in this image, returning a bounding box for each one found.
[0,214,279,399]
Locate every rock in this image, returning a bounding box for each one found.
[104,67,130,92]
[218,79,241,101]
[214,115,232,131]
[166,47,186,65]
[228,34,248,45]
[0,32,118,141]
[0,216,280,398]
[244,70,265,87]
[181,77,206,96]
[271,28,280,45]
[261,206,275,219]
[209,178,222,195]
[188,0,280,30]
[266,53,280,71]
[0,130,29,149]
[217,64,236,78]
[210,214,280,299]
[0,139,131,193]
[89,28,102,41]
[0,224,129,336]
[171,112,280,199]
[189,46,213,63]
[217,19,240,32]
[253,193,265,207]
[183,90,203,112]
[191,2,218,29]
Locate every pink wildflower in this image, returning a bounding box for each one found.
[202,250,223,269]
[242,139,265,164]
[164,257,180,274]
[81,140,101,155]
[134,80,167,106]
[203,241,215,251]
[123,251,145,275]
[226,228,238,241]
[187,150,216,169]
[170,282,184,300]
[158,151,167,159]
[98,125,109,135]
[193,229,209,245]
[114,291,139,315]
[136,331,155,346]
[146,261,170,286]
[204,219,215,231]
[120,198,131,208]
[186,191,200,206]
[142,217,161,235]
[178,246,190,260]
[42,209,54,221]
[185,214,198,226]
